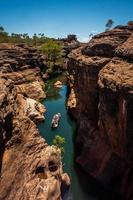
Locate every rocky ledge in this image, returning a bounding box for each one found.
[0,45,70,200]
[67,22,133,199]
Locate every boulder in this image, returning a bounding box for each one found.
[54,81,63,88]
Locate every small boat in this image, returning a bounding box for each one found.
[51,113,61,128]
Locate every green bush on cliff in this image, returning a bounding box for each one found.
[52,135,65,155]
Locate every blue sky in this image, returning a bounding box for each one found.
[0,0,133,41]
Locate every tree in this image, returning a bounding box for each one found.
[0,28,9,43]
[67,34,77,42]
[89,33,94,38]
[10,33,22,43]
[39,39,62,66]
[105,19,114,31]
[52,135,65,155]
[23,33,29,39]
[0,26,4,32]
[41,33,45,37]
[38,33,45,38]
[33,33,38,46]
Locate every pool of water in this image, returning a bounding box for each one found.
[39,77,118,200]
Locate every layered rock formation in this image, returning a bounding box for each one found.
[67,23,133,199]
[0,45,69,200]
[0,45,46,99]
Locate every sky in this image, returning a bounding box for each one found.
[0,0,133,42]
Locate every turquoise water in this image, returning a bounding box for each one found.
[38,78,116,200]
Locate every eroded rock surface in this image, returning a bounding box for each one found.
[0,45,69,200]
[67,22,133,199]
[0,45,45,100]
[16,94,46,123]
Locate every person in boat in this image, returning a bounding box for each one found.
[54,113,61,121]
[57,113,61,117]
[51,113,61,128]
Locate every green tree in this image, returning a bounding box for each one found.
[89,33,94,38]
[39,39,62,66]
[10,33,22,43]
[23,33,29,39]
[22,33,30,44]
[0,26,9,43]
[0,32,9,43]
[33,33,38,46]
[38,33,46,44]
[38,33,41,37]
[40,33,45,37]
[105,19,114,31]
[0,26,4,33]
[67,34,77,42]
[52,135,65,155]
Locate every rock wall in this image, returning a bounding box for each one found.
[67,23,133,199]
[0,45,69,200]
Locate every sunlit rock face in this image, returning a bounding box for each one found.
[0,45,70,200]
[0,44,46,100]
[67,22,133,199]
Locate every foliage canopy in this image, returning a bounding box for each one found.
[39,39,62,62]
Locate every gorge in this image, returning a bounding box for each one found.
[0,22,133,200]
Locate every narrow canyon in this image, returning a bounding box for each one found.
[0,22,133,200]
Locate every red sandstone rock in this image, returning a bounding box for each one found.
[115,33,133,61]
[0,45,69,200]
[67,22,133,199]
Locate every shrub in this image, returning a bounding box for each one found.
[52,135,65,155]
[105,19,114,31]
[39,39,62,65]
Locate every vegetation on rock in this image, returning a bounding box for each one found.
[0,26,49,45]
[39,39,62,64]
[39,39,64,76]
[105,19,114,31]
[52,135,65,155]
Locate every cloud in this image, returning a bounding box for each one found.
[77,30,98,43]
[78,36,90,43]
[90,30,98,34]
